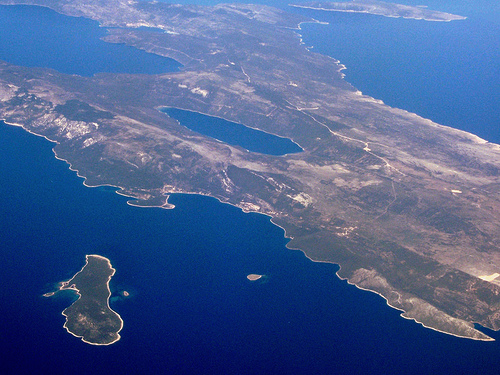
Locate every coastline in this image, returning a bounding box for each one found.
[0,0,498,343]
[269,217,496,342]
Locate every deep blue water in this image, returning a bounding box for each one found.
[162,107,303,155]
[1,2,500,374]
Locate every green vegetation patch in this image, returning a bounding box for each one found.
[55,99,114,122]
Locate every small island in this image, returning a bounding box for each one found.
[247,274,263,281]
[290,1,467,22]
[56,255,123,345]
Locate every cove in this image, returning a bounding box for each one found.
[162,107,303,156]
[0,5,180,76]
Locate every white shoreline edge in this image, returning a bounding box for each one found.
[57,254,124,346]
[291,20,498,150]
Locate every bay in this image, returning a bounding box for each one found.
[162,107,303,156]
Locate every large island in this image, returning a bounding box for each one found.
[1,0,499,340]
[290,1,467,21]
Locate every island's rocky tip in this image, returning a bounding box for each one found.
[55,254,123,346]
[247,274,264,281]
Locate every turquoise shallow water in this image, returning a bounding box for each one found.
[1,2,500,374]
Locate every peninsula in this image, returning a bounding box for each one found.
[290,1,467,21]
[0,0,499,340]
[57,255,123,345]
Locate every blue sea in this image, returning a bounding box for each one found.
[1,2,500,374]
